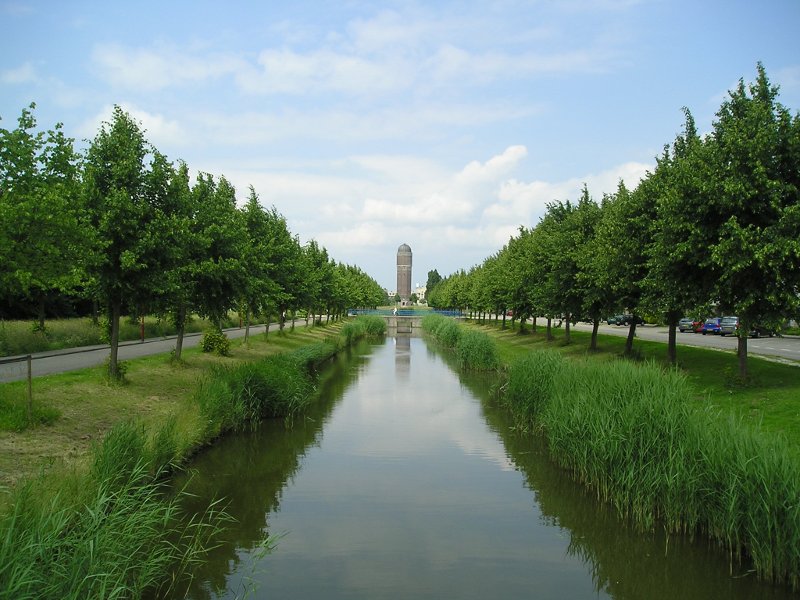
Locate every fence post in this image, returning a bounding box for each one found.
[27,354,33,423]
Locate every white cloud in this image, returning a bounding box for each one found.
[78,103,184,147]
[1,61,38,84]
[91,43,243,91]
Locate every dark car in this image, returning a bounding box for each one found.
[700,317,722,335]
[617,314,645,326]
[678,317,700,332]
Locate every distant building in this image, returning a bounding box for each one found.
[396,243,412,305]
[414,285,427,302]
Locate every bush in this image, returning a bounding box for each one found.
[200,329,230,356]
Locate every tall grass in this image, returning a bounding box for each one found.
[456,329,499,371]
[196,318,377,437]
[423,313,498,371]
[0,390,60,432]
[339,315,386,345]
[500,351,800,588]
[0,420,226,600]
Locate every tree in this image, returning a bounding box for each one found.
[83,106,164,379]
[240,187,280,341]
[191,174,246,329]
[706,64,800,378]
[0,104,88,328]
[643,109,716,364]
[156,160,197,361]
[426,269,442,296]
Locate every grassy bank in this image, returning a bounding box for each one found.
[0,316,385,599]
[0,313,262,357]
[422,313,499,370]
[425,317,800,589]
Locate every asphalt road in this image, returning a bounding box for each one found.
[570,321,800,364]
[2,317,798,383]
[0,320,317,383]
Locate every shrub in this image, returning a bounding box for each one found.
[200,329,230,356]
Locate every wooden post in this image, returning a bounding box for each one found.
[26,354,32,423]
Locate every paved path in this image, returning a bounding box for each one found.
[568,321,800,363]
[0,320,319,383]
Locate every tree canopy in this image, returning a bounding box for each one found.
[428,64,799,378]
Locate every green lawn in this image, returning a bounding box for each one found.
[0,323,342,492]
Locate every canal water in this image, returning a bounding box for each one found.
[168,336,793,599]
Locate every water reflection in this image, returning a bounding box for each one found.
[393,334,410,379]
[164,337,795,600]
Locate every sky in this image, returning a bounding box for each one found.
[2,1,799,292]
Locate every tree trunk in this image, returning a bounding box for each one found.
[666,310,680,365]
[502,311,506,329]
[546,317,553,341]
[244,307,251,343]
[264,312,271,338]
[291,310,296,331]
[590,319,599,350]
[625,322,637,355]
[37,295,46,331]
[174,305,186,362]
[738,330,749,379]
[564,312,571,344]
[109,301,121,379]
[532,316,537,332]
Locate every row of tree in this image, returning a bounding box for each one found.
[427,65,799,378]
[1,105,386,377]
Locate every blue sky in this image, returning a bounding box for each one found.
[2,1,798,291]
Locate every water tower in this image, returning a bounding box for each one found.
[396,243,412,305]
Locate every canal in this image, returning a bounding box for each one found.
[166,335,793,599]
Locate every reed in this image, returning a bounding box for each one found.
[421,313,462,348]
[0,420,225,600]
[456,329,499,371]
[423,313,498,371]
[196,319,375,436]
[339,315,386,345]
[501,351,800,588]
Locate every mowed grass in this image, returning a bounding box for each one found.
[471,320,800,455]
[0,323,344,494]
[0,313,266,357]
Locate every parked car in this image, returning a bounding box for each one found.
[719,316,738,336]
[719,316,777,338]
[678,317,701,332]
[618,314,644,326]
[700,317,722,335]
[606,314,624,325]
